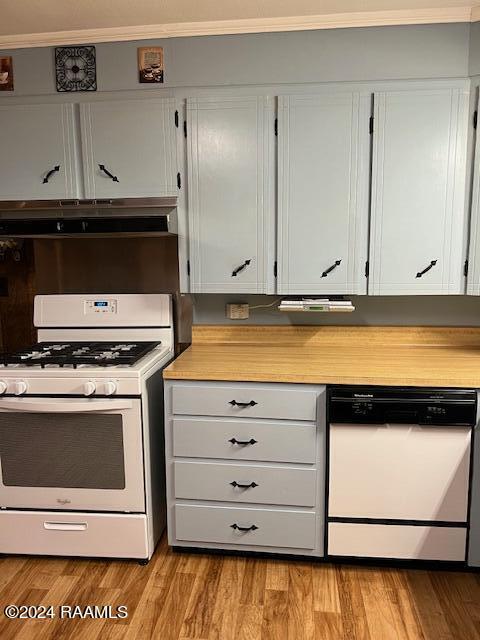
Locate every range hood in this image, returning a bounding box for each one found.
[0,197,177,238]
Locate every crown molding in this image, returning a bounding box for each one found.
[0,7,476,50]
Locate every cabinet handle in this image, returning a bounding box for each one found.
[98,164,119,182]
[230,523,258,532]
[43,165,60,184]
[229,400,257,408]
[232,259,251,277]
[228,437,257,445]
[416,260,437,278]
[321,259,342,278]
[230,481,258,489]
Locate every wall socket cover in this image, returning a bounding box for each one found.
[226,303,249,320]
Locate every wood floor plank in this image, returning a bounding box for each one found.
[1,539,480,640]
[312,563,341,613]
[207,556,245,640]
[286,563,315,640]
[261,589,288,640]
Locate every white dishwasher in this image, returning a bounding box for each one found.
[327,387,477,562]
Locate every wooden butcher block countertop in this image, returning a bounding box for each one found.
[164,326,480,388]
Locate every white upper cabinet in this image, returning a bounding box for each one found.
[0,103,78,200]
[80,98,178,198]
[369,86,469,295]
[277,93,371,295]
[467,93,480,295]
[187,96,275,293]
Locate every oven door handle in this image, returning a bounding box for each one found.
[0,399,133,413]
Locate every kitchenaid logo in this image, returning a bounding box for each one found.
[353,394,373,398]
[56,498,71,505]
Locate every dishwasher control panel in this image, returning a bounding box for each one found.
[329,386,477,426]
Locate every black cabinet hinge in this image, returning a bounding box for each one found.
[177,172,181,189]
[369,116,374,135]
[183,120,187,138]
[274,118,278,137]
[174,110,179,128]
[474,110,478,131]
[187,260,191,276]
[464,259,469,277]
[274,261,278,278]
[365,260,370,277]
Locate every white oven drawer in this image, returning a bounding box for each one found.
[329,423,471,522]
[0,511,149,559]
[171,382,319,421]
[172,417,316,463]
[174,461,316,506]
[175,504,316,550]
[328,522,466,561]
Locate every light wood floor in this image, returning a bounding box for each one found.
[1,536,480,640]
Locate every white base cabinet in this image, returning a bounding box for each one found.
[164,381,326,557]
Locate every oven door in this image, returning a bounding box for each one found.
[0,397,145,513]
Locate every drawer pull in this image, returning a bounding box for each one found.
[231,523,258,532]
[230,481,258,489]
[43,165,60,184]
[229,400,258,408]
[416,259,437,278]
[98,163,119,182]
[228,437,257,446]
[321,259,342,278]
[44,522,88,532]
[231,259,252,277]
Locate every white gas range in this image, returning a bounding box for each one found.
[0,293,174,563]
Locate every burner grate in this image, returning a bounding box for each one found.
[2,341,160,368]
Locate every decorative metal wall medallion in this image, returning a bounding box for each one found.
[55,46,97,92]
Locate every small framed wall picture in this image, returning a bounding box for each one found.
[0,57,14,91]
[138,47,164,84]
[55,46,97,92]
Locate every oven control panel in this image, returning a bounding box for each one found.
[85,299,118,315]
[0,378,141,396]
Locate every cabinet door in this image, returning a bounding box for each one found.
[187,96,275,293]
[370,87,469,295]
[277,93,370,294]
[467,94,480,295]
[0,103,78,200]
[80,98,177,198]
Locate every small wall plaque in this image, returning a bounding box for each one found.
[55,46,97,92]
[0,56,14,91]
[138,47,164,84]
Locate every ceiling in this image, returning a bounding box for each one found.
[1,0,479,49]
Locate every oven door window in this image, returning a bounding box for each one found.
[0,412,126,489]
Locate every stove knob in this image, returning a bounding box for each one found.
[104,381,117,396]
[14,380,28,396]
[0,381,7,395]
[84,381,96,396]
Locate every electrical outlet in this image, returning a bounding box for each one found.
[226,303,249,320]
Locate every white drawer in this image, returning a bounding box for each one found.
[174,461,316,507]
[175,504,316,549]
[0,511,149,559]
[328,522,466,561]
[173,417,316,463]
[171,382,319,421]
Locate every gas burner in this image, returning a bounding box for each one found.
[2,341,160,368]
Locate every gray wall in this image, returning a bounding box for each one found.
[193,295,480,326]
[470,21,480,77]
[0,23,472,98]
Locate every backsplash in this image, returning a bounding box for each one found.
[193,294,480,326]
